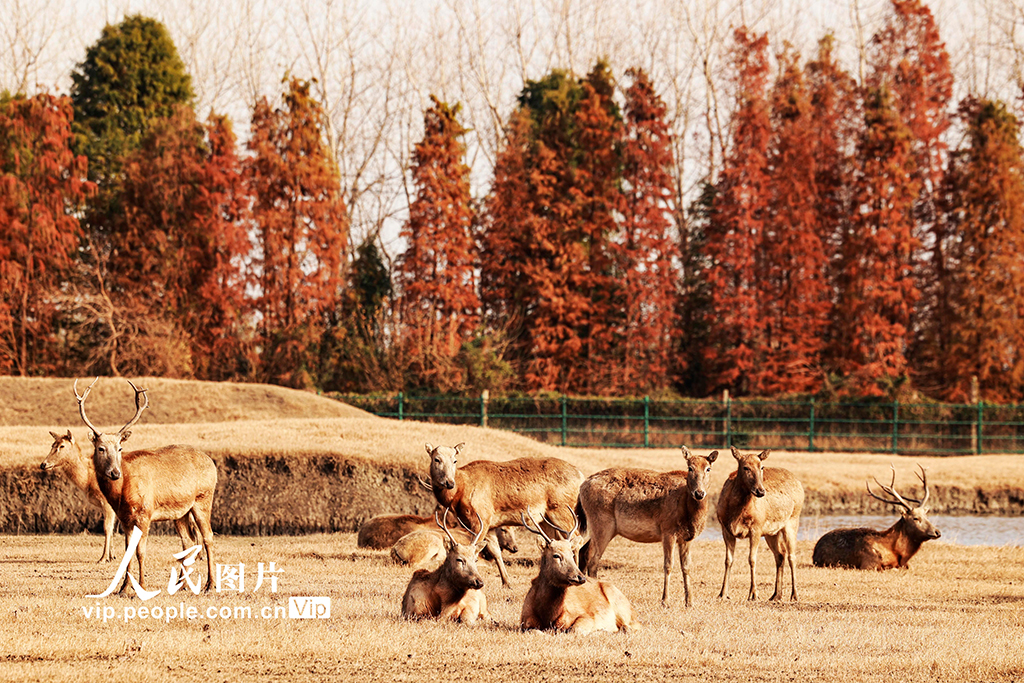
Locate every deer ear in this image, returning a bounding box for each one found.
[758,449,770,461]
[120,430,132,444]
[474,542,488,556]
[454,442,465,456]
[424,443,434,454]
[49,431,61,440]
[66,429,74,442]
[707,450,719,464]
[731,445,742,460]
[681,445,691,458]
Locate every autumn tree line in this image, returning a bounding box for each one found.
[2,1,1024,403]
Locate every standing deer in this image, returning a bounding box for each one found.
[401,508,491,624]
[813,465,941,570]
[75,378,218,595]
[40,430,118,563]
[425,442,584,586]
[577,446,719,607]
[717,446,804,602]
[520,508,636,635]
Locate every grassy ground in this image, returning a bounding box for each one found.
[3,532,1023,682]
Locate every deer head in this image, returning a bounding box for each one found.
[425,442,465,492]
[40,430,79,472]
[74,378,149,481]
[436,507,485,590]
[867,464,941,541]
[731,445,769,498]
[522,506,586,587]
[685,446,718,501]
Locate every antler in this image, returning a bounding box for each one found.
[434,507,459,548]
[73,377,101,436]
[119,380,149,436]
[916,464,930,508]
[520,509,554,544]
[541,505,580,541]
[866,464,919,511]
[416,476,434,492]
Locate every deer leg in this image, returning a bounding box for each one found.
[678,538,693,608]
[719,532,736,599]
[747,533,761,601]
[174,517,193,552]
[764,534,785,601]
[192,501,215,592]
[784,525,798,601]
[118,529,133,594]
[583,525,616,578]
[661,535,675,605]
[99,505,116,563]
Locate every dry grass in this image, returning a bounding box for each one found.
[3,532,1024,682]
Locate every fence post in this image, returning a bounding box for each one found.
[481,390,489,428]
[971,375,980,455]
[398,392,404,421]
[561,396,568,447]
[891,401,899,454]
[724,390,732,449]
[976,400,984,455]
[643,395,650,448]
[808,398,816,452]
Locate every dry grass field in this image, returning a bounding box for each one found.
[2,377,1024,681]
[2,532,1024,682]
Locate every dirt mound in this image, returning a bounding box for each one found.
[0,376,368,426]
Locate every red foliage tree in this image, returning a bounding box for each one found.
[617,67,679,393]
[105,107,250,379]
[0,93,92,375]
[757,48,832,395]
[704,29,772,395]
[937,99,1024,402]
[396,97,479,392]
[247,78,349,388]
[834,85,921,394]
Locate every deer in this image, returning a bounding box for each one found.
[390,524,518,569]
[425,442,584,587]
[813,464,941,570]
[74,377,218,595]
[358,512,518,558]
[40,430,119,563]
[576,446,718,607]
[717,446,804,602]
[519,507,636,635]
[400,508,491,624]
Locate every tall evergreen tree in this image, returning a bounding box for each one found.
[396,97,479,392]
[247,77,348,388]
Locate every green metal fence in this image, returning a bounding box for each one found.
[331,392,1024,455]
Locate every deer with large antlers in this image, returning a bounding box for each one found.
[576,446,719,607]
[520,507,636,635]
[813,465,941,570]
[74,378,217,595]
[717,446,804,601]
[401,508,491,624]
[424,442,584,587]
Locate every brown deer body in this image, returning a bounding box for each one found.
[358,512,517,559]
[426,443,584,586]
[390,526,518,569]
[717,446,804,601]
[401,510,490,624]
[577,447,719,607]
[520,509,636,635]
[40,430,118,563]
[813,465,940,570]
[75,378,218,595]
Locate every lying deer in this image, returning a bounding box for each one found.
[717,446,804,601]
[391,524,518,569]
[358,511,518,561]
[520,508,636,635]
[40,430,118,563]
[813,465,941,570]
[425,442,584,586]
[577,446,719,607]
[75,378,218,595]
[401,508,491,624]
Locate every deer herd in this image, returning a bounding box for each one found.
[40,378,945,633]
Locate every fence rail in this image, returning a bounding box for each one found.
[330,392,1024,455]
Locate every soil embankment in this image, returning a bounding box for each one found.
[4,452,1023,536]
